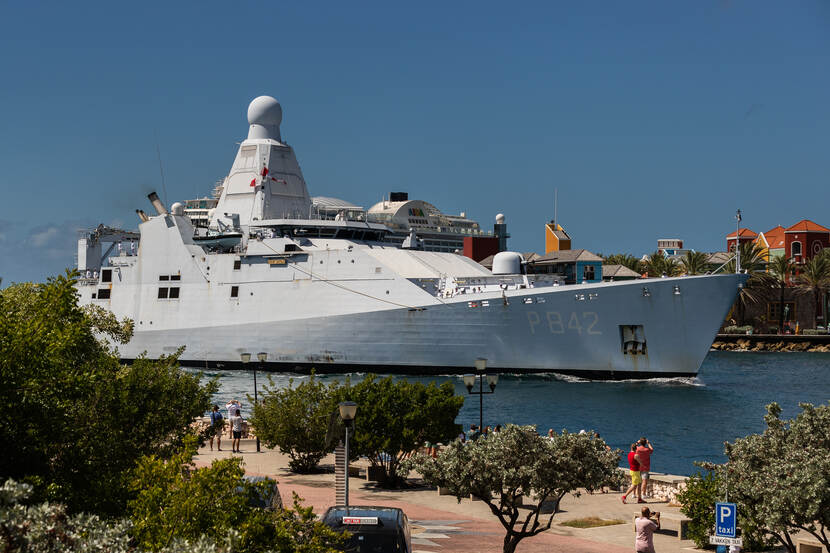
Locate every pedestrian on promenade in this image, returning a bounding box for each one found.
[209,405,224,451]
[622,443,641,503]
[230,408,244,453]
[635,507,660,553]
[468,424,480,442]
[225,399,241,438]
[635,437,654,499]
[546,428,554,439]
[494,424,501,433]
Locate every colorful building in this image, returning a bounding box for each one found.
[544,222,571,254]
[754,225,786,262]
[725,228,758,252]
[784,219,830,263]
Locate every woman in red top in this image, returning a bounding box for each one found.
[622,443,641,503]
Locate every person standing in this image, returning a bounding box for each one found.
[230,408,244,453]
[635,437,654,500]
[468,424,480,442]
[209,405,224,451]
[225,399,242,438]
[622,443,641,503]
[635,507,660,553]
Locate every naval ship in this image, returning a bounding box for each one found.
[75,95,745,379]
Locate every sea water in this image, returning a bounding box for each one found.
[184,351,830,476]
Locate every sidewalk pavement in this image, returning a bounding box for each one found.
[196,439,704,553]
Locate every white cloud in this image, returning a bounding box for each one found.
[29,226,61,248]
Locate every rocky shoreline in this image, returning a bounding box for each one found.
[711,334,830,353]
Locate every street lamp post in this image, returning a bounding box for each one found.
[254,352,267,452]
[462,358,498,431]
[338,401,358,506]
[239,352,262,452]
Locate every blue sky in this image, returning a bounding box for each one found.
[1,1,829,284]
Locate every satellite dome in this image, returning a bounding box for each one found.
[247,96,283,140]
[492,251,523,275]
[495,213,505,224]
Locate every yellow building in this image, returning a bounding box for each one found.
[545,222,571,254]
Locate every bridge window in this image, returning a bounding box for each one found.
[97,288,111,299]
[231,286,239,298]
[157,288,168,299]
[101,269,112,283]
[168,287,180,299]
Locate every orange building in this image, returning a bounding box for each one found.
[544,222,571,254]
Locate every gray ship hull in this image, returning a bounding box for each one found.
[117,273,744,379]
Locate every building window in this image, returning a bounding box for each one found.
[171,274,181,281]
[97,288,111,299]
[159,275,170,281]
[792,241,802,256]
[168,287,180,299]
[158,287,168,299]
[101,269,112,283]
[231,286,239,298]
[583,265,595,281]
[233,259,241,270]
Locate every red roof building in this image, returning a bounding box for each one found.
[784,219,830,263]
[726,228,758,252]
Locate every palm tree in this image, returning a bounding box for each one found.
[795,251,830,329]
[722,242,772,326]
[767,255,794,334]
[680,251,708,276]
[643,251,680,278]
[603,253,641,273]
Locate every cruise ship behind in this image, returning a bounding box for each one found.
[75,95,745,379]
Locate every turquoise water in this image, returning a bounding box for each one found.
[184,351,830,476]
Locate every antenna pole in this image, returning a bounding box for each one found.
[554,188,558,228]
[154,130,168,207]
[735,209,742,274]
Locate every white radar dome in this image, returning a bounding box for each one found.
[495,213,505,224]
[492,251,523,275]
[170,202,184,216]
[247,95,283,140]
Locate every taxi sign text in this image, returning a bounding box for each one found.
[343,516,378,525]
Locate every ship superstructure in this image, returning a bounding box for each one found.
[75,96,745,378]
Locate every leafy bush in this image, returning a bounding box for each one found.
[339,375,464,487]
[677,470,719,549]
[722,325,754,334]
[0,272,218,516]
[251,375,340,473]
[405,425,620,553]
[128,437,344,553]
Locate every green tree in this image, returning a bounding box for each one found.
[128,438,344,553]
[722,242,772,326]
[404,425,619,553]
[712,402,830,553]
[251,374,341,473]
[0,271,217,516]
[643,251,680,277]
[603,253,641,273]
[340,375,464,488]
[795,251,830,329]
[0,478,235,553]
[680,251,708,276]
[767,255,794,334]
[676,470,720,549]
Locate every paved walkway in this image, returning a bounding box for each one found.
[195,439,703,553]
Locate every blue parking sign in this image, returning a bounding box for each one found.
[715,502,737,538]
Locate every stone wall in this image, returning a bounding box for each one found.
[618,469,687,504]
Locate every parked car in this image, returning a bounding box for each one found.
[240,475,283,510]
[322,506,412,553]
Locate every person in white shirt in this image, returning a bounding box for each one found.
[230,408,244,453]
[225,400,242,437]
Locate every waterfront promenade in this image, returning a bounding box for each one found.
[195,439,704,553]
